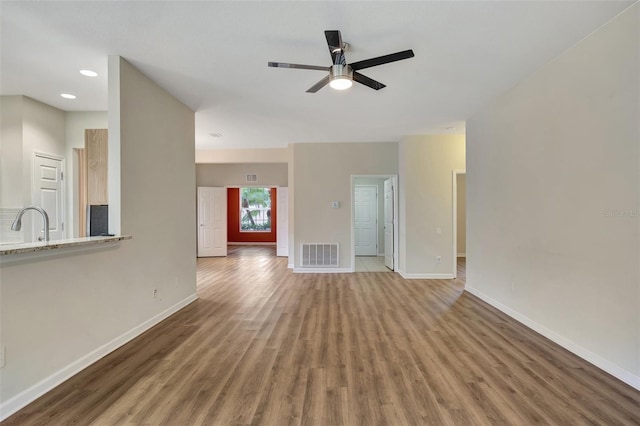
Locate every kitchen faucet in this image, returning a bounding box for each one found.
[11,206,50,242]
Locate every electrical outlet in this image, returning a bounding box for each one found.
[436,256,442,263]
[0,346,6,368]
[153,289,158,298]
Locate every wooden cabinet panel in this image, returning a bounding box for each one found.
[85,129,108,205]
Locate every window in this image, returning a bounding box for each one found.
[240,187,271,232]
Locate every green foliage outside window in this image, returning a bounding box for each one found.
[241,187,271,232]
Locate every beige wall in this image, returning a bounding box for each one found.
[0,96,24,209]
[466,4,639,388]
[398,134,465,277]
[116,55,197,308]
[456,174,466,255]
[196,148,287,164]
[0,57,197,414]
[196,163,287,187]
[292,142,398,269]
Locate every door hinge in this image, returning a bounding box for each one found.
[61,172,64,180]
[62,222,64,231]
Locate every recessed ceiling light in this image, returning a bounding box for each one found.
[60,93,76,99]
[80,69,98,77]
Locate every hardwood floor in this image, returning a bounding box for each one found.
[4,247,639,425]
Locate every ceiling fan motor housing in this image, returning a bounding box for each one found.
[330,64,352,81]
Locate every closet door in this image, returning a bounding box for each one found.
[197,187,227,257]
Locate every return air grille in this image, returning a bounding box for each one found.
[301,243,339,267]
[246,174,257,183]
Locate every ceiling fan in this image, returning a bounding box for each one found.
[268,30,415,93]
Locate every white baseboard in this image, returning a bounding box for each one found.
[0,293,198,421]
[464,285,640,391]
[457,253,466,258]
[399,272,454,279]
[287,263,294,269]
[293,267,352,273]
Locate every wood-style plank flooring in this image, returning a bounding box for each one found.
[4,246,640,425]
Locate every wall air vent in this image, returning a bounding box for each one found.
[301,243,339,267]
[246,174,257,183]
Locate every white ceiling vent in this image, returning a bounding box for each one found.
[246,174,257,183]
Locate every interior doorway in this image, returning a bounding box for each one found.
[351,175,398,272]
[197,186,288,259]
[452,170,466,279]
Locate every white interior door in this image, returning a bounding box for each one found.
[355,185,378,256]
[197,187,227,257]
[33,152,64,241]
[384,179,394,270]
[276,187,288,257]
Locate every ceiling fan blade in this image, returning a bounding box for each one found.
[306,75,330,93]
[353,72,386,90]
[349,49,415,71]
[324,30,346,66]
[268,62,330,71]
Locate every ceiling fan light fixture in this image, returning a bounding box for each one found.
[329,63,352,90]
[329,77,352,90]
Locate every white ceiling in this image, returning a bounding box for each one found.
[1,1,634,150]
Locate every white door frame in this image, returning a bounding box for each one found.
[350,174,399,273]
[276,187,289,256]
[32,151,65,240]
[452,169,466,279]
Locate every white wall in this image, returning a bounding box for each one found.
[64,111,108,237]
[196,163,287,187]
[292,142,398,270]
[398,134,466,278]
[466,4,639,388]
[0,57,197,417]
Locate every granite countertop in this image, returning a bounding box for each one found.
[0,235,132,256]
